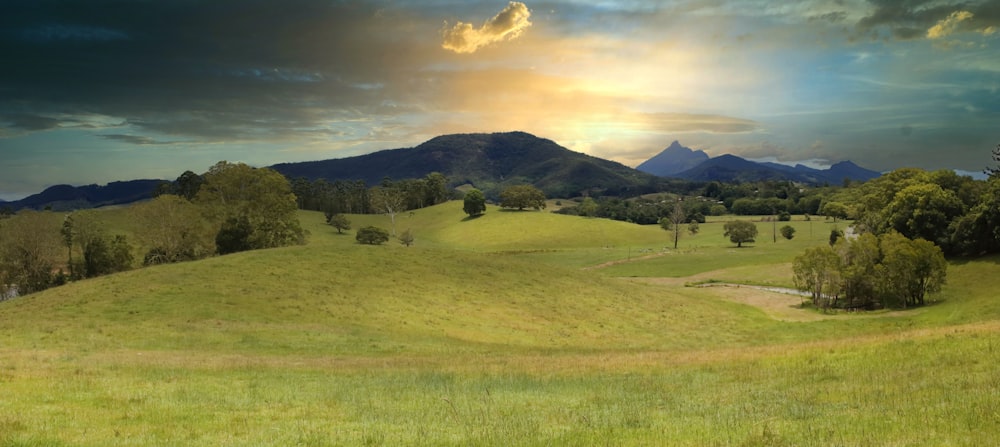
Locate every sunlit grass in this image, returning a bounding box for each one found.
[1,203,998,445]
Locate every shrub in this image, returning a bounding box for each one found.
[356,226,390,245]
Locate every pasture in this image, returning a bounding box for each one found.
[1,201,998,445]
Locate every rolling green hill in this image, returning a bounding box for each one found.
[2,203,1000,445]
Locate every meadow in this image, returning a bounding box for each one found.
[1,201,998,445]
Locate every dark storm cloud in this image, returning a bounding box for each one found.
[0,0,438,142]
[855,0,1000,40]
[0,113,61,131]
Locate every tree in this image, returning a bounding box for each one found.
[60,214,75,278]
[793,245,841,308]
[834,233,881,309]
[688,221,700,235]
[883,182,963,247]
[878,232,946,308]
[215,215,254,255]
[424,172,450,206]
[0,210,62,295]
[356,226,389,245]
[326,213,351,234]
[820,202,849,222]
[499,185,546,210]
[83,234,133,277]
[578,197,598,217]
[196,161,304,251]
[949,177,1000,256]
[829,229,843,246]
[659,200,687,249]
[463,188,487,217]
[723,220,758,248]
[132,195,214,265]
[780,225,796,240]
[399,228,414,247]
[986,143,1000,178]
[370,186,406,236]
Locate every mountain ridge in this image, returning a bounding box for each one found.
[636,143,882,183]
[271,131,662,199]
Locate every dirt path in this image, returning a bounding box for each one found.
[630,277,918,322]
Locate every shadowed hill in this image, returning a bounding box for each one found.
[271,131,662,198]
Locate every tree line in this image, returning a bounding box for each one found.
[1,161,303,298]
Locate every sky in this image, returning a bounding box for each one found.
[2,0,999,200]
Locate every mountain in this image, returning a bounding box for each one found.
[824,161,881,182]
[4,180,164,211]
[635,141,709,176]
[673,154,880,184]
[271,131,661,198]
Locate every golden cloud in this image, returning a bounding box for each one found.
[442,2,532,54]
[927,11,974,39]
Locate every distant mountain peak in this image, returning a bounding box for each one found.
[636,141,710,177]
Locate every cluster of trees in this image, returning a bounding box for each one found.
[288,173,451,216]
[793,232,946,310]
[828,168,1000,256]
[1,161,304,298]
[556,195,713,225]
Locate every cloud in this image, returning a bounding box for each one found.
[638,113,760,134]
[1,113,61,131]
[927,11,974,39]
[442,2,532,54]
[99,134,166,145]
[855,1,1000,42]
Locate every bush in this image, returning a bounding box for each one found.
[778,211,791,221]
[780,225,796,240]
[356,226,390,245]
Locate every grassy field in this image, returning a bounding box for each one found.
[1,201,999,445]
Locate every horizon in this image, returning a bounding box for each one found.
[2,1,998,200]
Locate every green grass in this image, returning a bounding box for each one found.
[2,202,999,445]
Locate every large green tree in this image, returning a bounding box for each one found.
[833,233,881,309]
[878,232,947,308]
[499,185,546,210]
[463,188,486,217]
[196,161,304,252]
[723,220,758,248]
[884,183,964,247]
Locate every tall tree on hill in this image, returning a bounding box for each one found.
[370,186,406,236]
[499,185,546,210]
[659,200,687,249]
